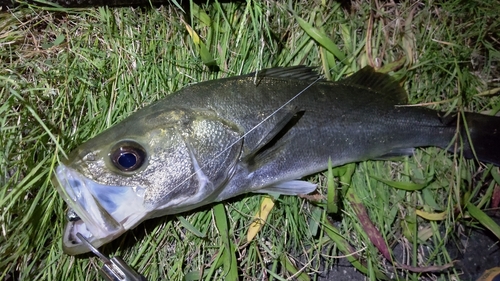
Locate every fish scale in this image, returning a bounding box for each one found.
[52,66,500,255]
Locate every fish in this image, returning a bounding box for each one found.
[52,66,500,255]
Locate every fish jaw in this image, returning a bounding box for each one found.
[52,164,151,255]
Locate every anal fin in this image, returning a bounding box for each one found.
[373,148,414,160]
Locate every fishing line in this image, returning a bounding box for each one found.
[173,75,323,191]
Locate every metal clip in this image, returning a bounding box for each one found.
[76,233,147,281]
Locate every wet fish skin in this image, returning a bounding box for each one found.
[53,66,500,255]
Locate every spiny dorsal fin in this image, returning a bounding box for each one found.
[341,66,408,104]
[247,66,324,81]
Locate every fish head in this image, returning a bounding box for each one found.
[52,108,243,255]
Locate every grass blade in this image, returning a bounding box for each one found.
[293,14,346,62]
[213,203,238,280]
[466,202,500,240]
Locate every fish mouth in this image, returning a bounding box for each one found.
[52,164,149,255]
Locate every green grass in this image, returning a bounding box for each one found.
[1,0,500,280]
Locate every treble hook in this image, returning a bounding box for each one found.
[76,233,147,281]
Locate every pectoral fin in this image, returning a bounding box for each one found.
[243,109,305,170]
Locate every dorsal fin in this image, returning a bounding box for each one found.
[247,66,324,81]
[340,66,408,104]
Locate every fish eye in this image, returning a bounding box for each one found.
[110,141,147,172]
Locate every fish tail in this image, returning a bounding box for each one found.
[460,112,500,165]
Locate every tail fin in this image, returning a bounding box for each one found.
[461,112,500,166]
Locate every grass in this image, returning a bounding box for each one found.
[1,0,500,280]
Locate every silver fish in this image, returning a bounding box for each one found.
[52,66,500,255]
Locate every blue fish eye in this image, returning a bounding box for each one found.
[118,152,137,169]
[111,141,146,172]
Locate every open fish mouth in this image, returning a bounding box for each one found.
[52,164,149,255]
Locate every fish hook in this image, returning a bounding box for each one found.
[76,233,148,281]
